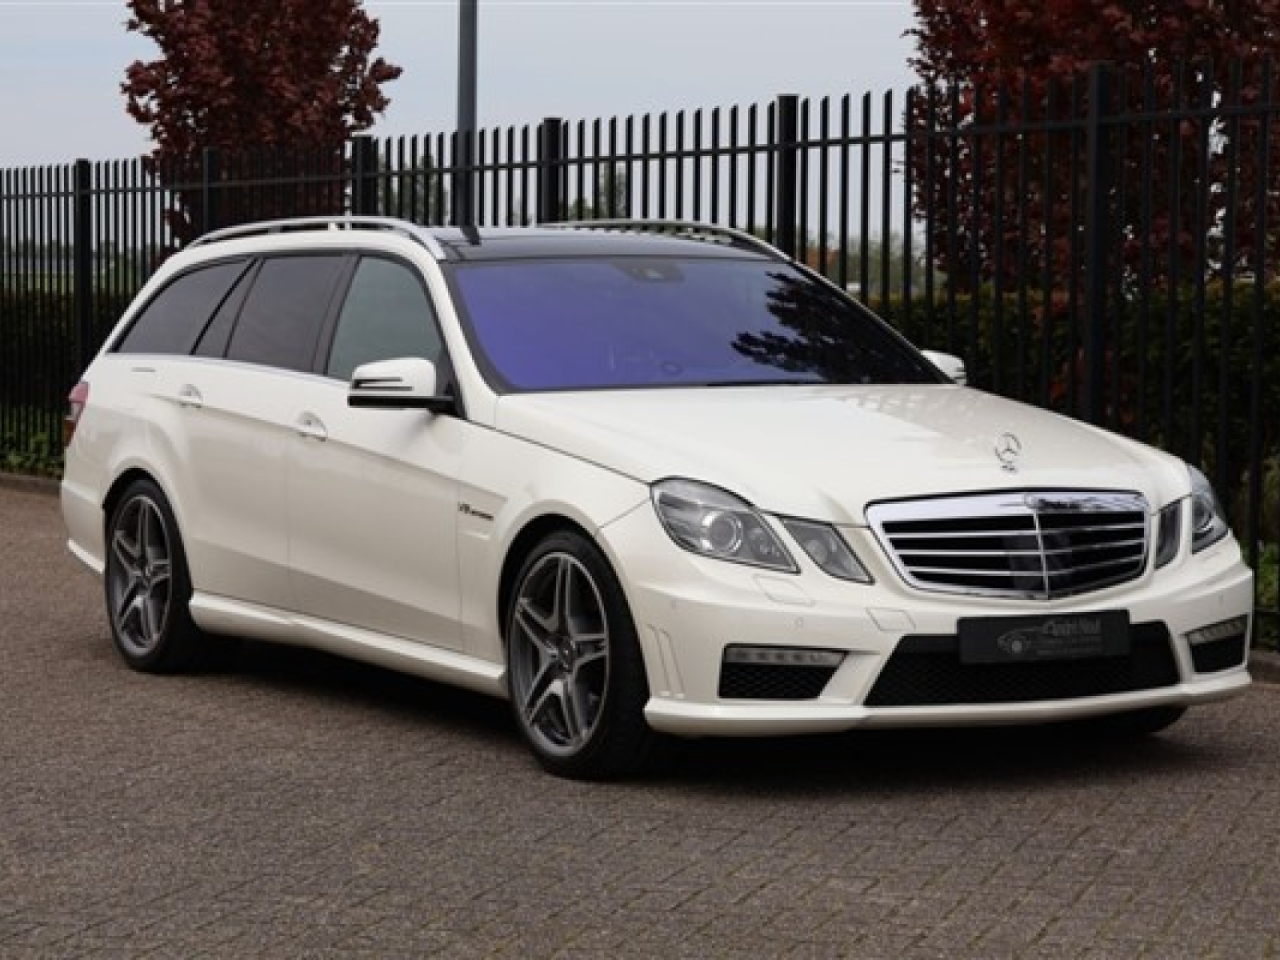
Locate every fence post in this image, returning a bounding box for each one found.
[451,130,475,227]
[352,136,379,217]
[73,159,93,369]
[1082,63,1113,426]
[775,94,800,259]
[538,117,564,223]
[201,146,220,236]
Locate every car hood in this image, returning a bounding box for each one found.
[494,385,1190,523]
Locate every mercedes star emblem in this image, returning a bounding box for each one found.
[994,433,1022,472]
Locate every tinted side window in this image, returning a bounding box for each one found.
[115,260,249,355]
[226,255,346,371]
[193,263,254,358]
[326,257,443,381]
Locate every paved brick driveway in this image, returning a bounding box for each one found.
[2,481,1279,959]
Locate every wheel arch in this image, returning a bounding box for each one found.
[496,513,596,635]
[102,467,167,532]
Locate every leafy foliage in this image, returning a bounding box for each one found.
[0,401,65,477]
[1258,541,1279,648]
[122,0,402,242]
[907,0,1280,288]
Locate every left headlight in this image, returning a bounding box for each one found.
[1189,465,1230,554]
[651,479,798,572]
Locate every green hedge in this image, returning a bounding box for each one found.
[0,290,130,476]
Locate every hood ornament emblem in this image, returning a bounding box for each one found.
[994,433,1022,472]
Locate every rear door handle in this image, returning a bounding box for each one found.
[176,384,203,409]
[295,412,328,441]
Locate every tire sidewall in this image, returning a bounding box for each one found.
[504,529,652,779]
[104,478,199,672]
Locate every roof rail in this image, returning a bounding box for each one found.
[546,219,790,261]
[188,216,446,259]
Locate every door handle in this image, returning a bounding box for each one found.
[176,384,203,409]
[295,412,328,441]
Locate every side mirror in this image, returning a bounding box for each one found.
[348,357,455,414]
[920,350,967,386]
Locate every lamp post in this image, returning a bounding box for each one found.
[455,0,478,226]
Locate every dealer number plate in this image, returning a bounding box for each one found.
[958,612,1131,665]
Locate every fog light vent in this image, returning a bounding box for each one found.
[718,645,843,700]
[1187,616,1249,673]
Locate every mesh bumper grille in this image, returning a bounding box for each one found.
[1190,634,1248,674]
[718,663,837,700]
[865,622,1178,707]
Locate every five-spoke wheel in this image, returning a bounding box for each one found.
[104,479,215,672]
[107,492,174,660]
[506,531,654,779]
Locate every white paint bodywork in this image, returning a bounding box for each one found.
[61,226,1253,737]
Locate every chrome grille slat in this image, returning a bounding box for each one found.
[896,548,1046,559]
[868,491,1151,600]
[1042,537,1146,557]
[1046,555,1145,577]
[909,566,1027,579]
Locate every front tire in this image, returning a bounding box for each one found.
[504,530,655,779]
[104,479,217,673]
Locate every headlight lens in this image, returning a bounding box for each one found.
[651,479,797,572]
[780,518,873,583]
[1154,502,1181,568]
[1189,466,1229,553]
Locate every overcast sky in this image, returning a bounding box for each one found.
[0,1,919,168]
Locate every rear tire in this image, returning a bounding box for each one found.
[504,530,656,780]
[104,478,222,673]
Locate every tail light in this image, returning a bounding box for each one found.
[65,381,90,448]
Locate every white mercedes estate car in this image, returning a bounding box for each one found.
[61,217,1254,778]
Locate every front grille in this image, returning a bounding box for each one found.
[718,663,837,700]
[1191,634,1248,673]
[868,491,1150,600]
[865,622,1178,707]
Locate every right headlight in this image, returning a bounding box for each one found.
[651,479,798,572]
[1189,465,1230,554]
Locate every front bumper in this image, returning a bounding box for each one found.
[599,504,1254,738]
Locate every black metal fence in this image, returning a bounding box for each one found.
[1,64,1276,639]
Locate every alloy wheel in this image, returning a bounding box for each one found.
[107,494,174,660]
[508,552,611,757]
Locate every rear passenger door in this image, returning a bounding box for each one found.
[284,255,466,649]
[161,253,347,611]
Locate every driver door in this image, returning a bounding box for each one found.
[285,255,464,649]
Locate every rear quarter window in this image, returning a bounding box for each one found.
[114,260,250,355]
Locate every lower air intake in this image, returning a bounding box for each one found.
[718,663,837,700]
[866,622,1178,707]
[1190,634,1248,673]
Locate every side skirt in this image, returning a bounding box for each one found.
[189,592,508,699]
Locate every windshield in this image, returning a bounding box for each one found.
[448,255,942,392]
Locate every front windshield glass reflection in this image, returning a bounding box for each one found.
[449,256,940,392]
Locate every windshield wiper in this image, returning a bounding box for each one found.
[698,378,821,388]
